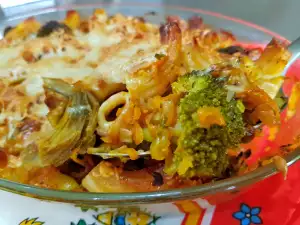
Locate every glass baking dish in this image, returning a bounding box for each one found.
[0,2,299,209]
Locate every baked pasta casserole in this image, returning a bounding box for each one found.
[0,9,298,192]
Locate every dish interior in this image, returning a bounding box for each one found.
[0,3,299,204]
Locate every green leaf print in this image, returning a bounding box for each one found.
[74,204,99,212]
[70,219,96,225]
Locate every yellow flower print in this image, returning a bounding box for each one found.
[19,218,44,225]
[127,212,151,225]
[95,210,161,225]
[94,211,114,225]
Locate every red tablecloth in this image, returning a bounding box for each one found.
[211,162,300,225]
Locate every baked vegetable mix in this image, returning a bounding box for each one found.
[0,9,298,192]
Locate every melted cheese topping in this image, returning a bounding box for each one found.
[0,17,165,84]
[0,12,166,156]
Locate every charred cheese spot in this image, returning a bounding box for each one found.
[22,50,36,63]
[37,21,72,37]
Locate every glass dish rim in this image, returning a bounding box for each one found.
[0,2,299,204]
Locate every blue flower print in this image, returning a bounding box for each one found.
[233,203,262,225]
[114,215,126,225]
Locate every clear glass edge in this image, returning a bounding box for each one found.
[0,149,298,204]
[0,2,298,204]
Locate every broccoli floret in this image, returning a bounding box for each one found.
[171,70,210,94]
[167,71,246,178]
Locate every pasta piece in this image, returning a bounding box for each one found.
[97,92,130,136]
[126,22,182,99]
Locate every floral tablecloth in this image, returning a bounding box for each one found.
[1,161,299,225]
